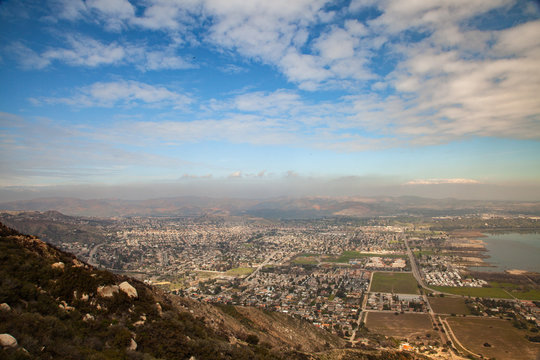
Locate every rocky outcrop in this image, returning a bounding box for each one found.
[97,285,119,298]
[0,333,17,348]
[51,261,65,270]
[119,281,138,298]
[58,300,74,311]
[128,338,137,351]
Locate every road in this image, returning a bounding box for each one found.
[441,317,481,359]
[88,243,103,267]
[405,239,457,358]
[244,251,278,283]
[349,272,372,343]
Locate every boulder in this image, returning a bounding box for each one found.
[97,285,119,298]
[133,314,146,326]
[0,334,17,348]
[72,259,85,267]
[51,262,65,270]
[58,301,74,311]
[119,281,138,298]
[128,338,137,351]
[83,313,95,322]
[0,303,11,312]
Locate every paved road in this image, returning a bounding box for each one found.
[349,271,372,343]
[405,239,458,358]
[88,243,103,267]
[245,251,278,283]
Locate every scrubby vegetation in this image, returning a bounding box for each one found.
[0,223,293,359]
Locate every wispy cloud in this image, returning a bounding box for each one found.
[405,178,481,185]
[7,35,196,71]
[33,80,192,108]
[5,0,540,152]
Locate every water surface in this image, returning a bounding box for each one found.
[469,232,540,273]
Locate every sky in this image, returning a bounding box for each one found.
[1,0,540,201]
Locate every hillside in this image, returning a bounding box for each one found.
[0,223,427,360]
[2,196,539,218]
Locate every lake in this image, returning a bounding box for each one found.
[469,232,540,273]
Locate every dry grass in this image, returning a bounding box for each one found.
[446,317,540,360]
[428,297,470,315]
[366,312,434,340]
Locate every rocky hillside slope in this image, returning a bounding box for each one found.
[0,223,426,360]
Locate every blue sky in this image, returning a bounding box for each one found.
[1,0,540,200]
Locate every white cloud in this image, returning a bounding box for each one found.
[12,0,540,148]
[9,35,195,71]
[6,42,51,69]
[43,35,125,67]
[232,90,301,115]
[314,28,356,60]
[50,0,87,20]
[37,80,192,108]
[130,0,199,31]
[494,20,540,56]
[86,0,135,30]
[218,64,247,74]
[229,171,242,178]
[406,179,481,185]
[86,0,134,18]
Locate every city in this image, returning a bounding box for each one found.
[2,210,538,359]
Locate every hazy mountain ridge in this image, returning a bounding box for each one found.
[1,196,539,219]
[0,223,427,360]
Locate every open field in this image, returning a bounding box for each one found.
[370,272,420,294]
[446,317,540,360]
[325,250,406,263]
[196,270,222,279]
[431,286,512,298]
[225,267,255,276]
[291,255,319,265]
[488,282,540,300]
[431,285,540,300]
[512,289,540,300]
[428,297,470,315]
[366,312,435,340]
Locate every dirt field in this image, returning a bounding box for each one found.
[370,272,420,294]
[446,317,540,360]
[428,297,470,315]
[365,312,435,340]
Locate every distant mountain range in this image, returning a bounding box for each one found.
[1,196,539,218]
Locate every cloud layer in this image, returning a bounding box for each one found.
[0,0,539,195]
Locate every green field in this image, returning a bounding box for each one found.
[325,251,406,263]
[446,317,540,360]
[488,282,540,300]
[431,286,512,298]
[428,297,470,315]
[512,289,540,300]
[431,285,540,300]
[291,255,319,265]
[370,272,420,294]
[366,312,435,339]
[225,267,255,276]
[196,270,221,279]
